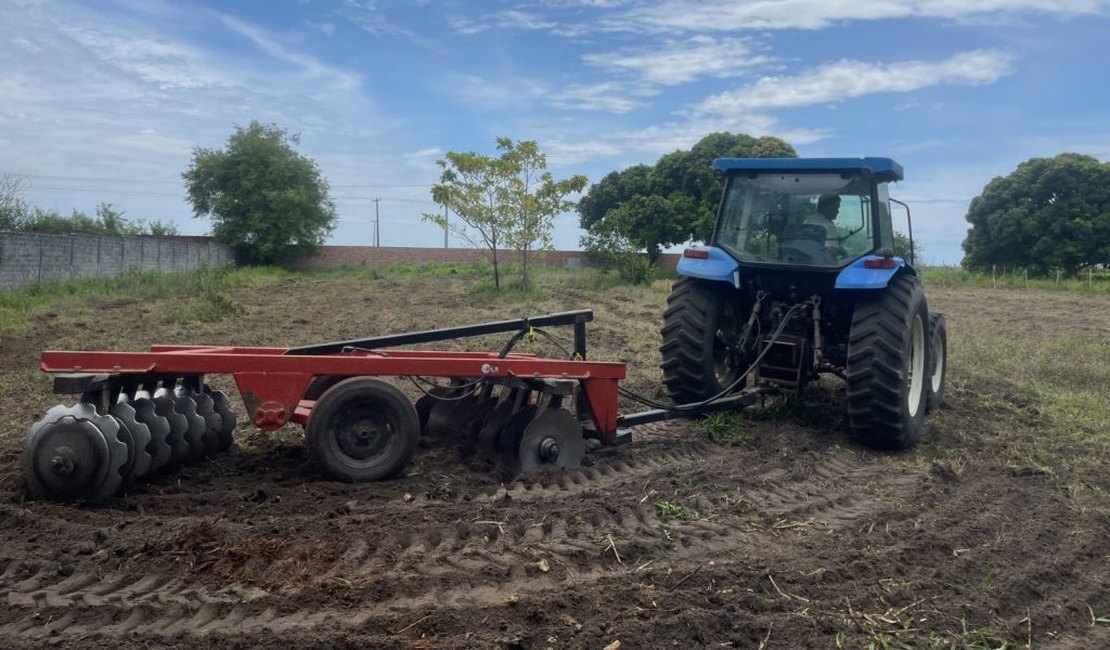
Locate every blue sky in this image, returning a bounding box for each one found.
[3,0,1109,264]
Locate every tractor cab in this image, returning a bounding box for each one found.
[711,157,903,269]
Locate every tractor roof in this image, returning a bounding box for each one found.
[712,157,904,183]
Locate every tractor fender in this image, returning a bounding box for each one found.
[675,246,740,289]
[834,255,914,290]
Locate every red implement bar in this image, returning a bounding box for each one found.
[40,346,626,440]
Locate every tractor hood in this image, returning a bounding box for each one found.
[713,157,904,183]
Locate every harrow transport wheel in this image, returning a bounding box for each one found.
[661,276,748,404]
[926,313,947,413]
[304,375,345,401]
[512,408,585,474]
[109,402,153,483]
[23,403,128,501]
[846,273,930,449]
[306,377,418,482]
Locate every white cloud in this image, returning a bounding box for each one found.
[450,10,558,35]
[582,36,768,86]
[217,13,362,90]
[695,49,1014,115]
[617,0,1110,33]
[546,81,656,113]
[441,73,549,111]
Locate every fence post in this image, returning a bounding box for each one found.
[1090,267,1095,289]
[1056,269,1060,287]
[992,265,996,289]
[1024,269,1028,288]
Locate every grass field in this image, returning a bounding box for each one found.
[0,262,1107,649]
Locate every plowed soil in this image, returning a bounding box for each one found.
[1,272,1108,649]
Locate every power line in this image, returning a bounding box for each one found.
[11,172,432,190]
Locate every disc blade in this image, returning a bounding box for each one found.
[516,408,585,473]
[132,397,172,472]
[23,402,127,501]
[207,389,237,451]
[109,402,153,482]
[172,396,207,462]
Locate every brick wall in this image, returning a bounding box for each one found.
[0,231,233,291]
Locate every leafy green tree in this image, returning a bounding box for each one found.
[579,133,795,261]
[183,121,336,265]
[498,138,587,287]
[1,172,30,230]
[425,137,585,289]
[963,153,1110,274]
[892,231,922,263]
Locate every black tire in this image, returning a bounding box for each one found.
[846,273,930,450]
[306,377,418,482]
[926,313,947,412]
[660,277,748,404]
[304,375,346,401]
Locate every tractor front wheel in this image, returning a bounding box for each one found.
[660,277,748,405]
[927,313,947,412]
[845,273,930,449]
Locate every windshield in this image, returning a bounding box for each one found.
[714,172,876,267]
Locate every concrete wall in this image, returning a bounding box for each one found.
[300,245,682,272]
[0,231,233,291]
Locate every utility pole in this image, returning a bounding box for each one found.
[372,197,381,247]
[443,204,449,248]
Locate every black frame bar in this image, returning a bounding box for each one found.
[285,309,594,356]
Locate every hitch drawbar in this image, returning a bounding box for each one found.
[24,310,748,502]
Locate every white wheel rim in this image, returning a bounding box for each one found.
[907,314,925,418]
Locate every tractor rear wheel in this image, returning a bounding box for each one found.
[926,313,947,412]
[660,277,748,404]
[845,273,930,450]
[306,377,418,482]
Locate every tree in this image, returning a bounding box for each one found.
[579,133,796,261]
[1,172,30,230]
[892,231,922,263]
[963,153,1110,275]
[498,138,587,287]
[183,121,336,265]
[424,137,585,289]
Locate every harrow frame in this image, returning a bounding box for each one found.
[40,310,625,441]
[28,309,769,501]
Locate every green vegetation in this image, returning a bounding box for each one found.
[698,410,749,446]
[423,137,587,290]
[0,172,177,236]
[963,152,1110,275]
[183,121,337,266]
[0,266,242,336]
[579,132,795,264]
[919,265,1109,292]
[654,500,697,520]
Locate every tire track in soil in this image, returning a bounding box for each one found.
[0,442,923,640]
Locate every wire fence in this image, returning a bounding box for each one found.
[919,265,1109,292]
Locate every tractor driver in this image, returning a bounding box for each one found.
[804,193,843,261]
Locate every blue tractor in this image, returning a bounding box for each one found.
[661,158,947,449]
